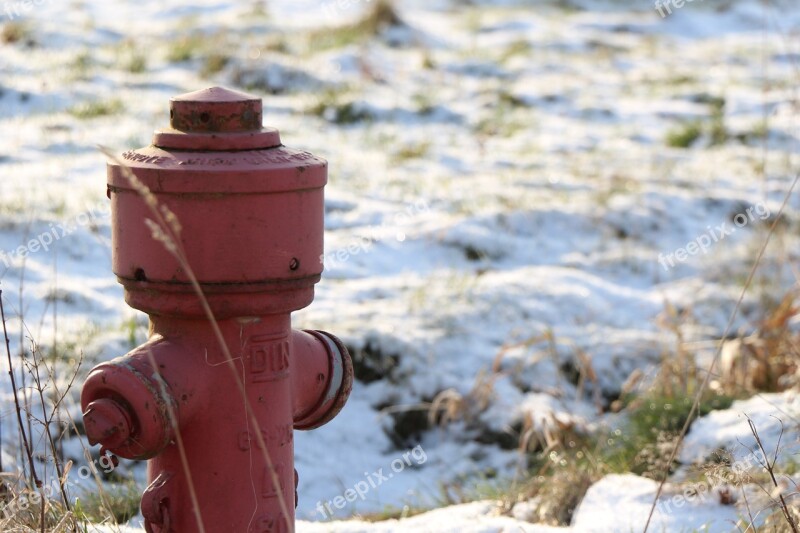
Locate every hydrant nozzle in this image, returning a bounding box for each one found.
[80,87,353,532]
[83,398,132,449]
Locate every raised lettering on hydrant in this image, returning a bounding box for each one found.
[80,87,353,533]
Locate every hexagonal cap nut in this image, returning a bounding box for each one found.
[170,86,262,133]
[83,398,132,449]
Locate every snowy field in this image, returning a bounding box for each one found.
[2,0,800,531]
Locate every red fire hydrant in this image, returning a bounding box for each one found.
[80,87,353,532]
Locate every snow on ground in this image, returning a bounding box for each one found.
[571,474,741,533]
[298,502,565,533]
[92,473,744,533]
[1,0,800,531]
[680,392,800,467]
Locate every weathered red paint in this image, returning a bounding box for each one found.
[80,87,353,533]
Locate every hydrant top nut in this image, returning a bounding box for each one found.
[170,86,262,133]
[154,87,282,151]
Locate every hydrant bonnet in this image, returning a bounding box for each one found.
[106,86,329,318]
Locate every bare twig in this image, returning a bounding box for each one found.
[4,299,119,530]
[29,340,71,512]
[1,290,47,532]
[16,224,35,488]
[52,255,66,470]
[747,416,798,532]
[1,290,40,490]
[740,482,755,533]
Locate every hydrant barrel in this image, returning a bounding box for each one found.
[80,87,353,532]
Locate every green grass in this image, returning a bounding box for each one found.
[74,481,141,525]
[68,51,94,81]
[165,31,232,78]
[116,41,147,73]
[735,120,769,144]
[498,90,528,109]
[358,504,429,522]
[166,31,226,63]
[391,141,431,164]
[166,33,204,62]
[125,54,147,73]
[601,391,736,477]
[306,0,402,51]
[665,74,696,85]
[308,89,374,125]
[666,122,702,148]
[630,392,734,434]
[665,96,729,148]
[473,88,531,138]
[483,386,739,526]
[707,97,728,146]
[412,91,437,116]
[38,322,101,366]
[499,38,532,63]
[121,314,149,349]
[474,115,527,138]
[200,53,230,78]
[67,99,124,119]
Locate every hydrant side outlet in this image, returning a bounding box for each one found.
[80,87,353,532]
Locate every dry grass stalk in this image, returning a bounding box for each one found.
[720,291,799,393]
